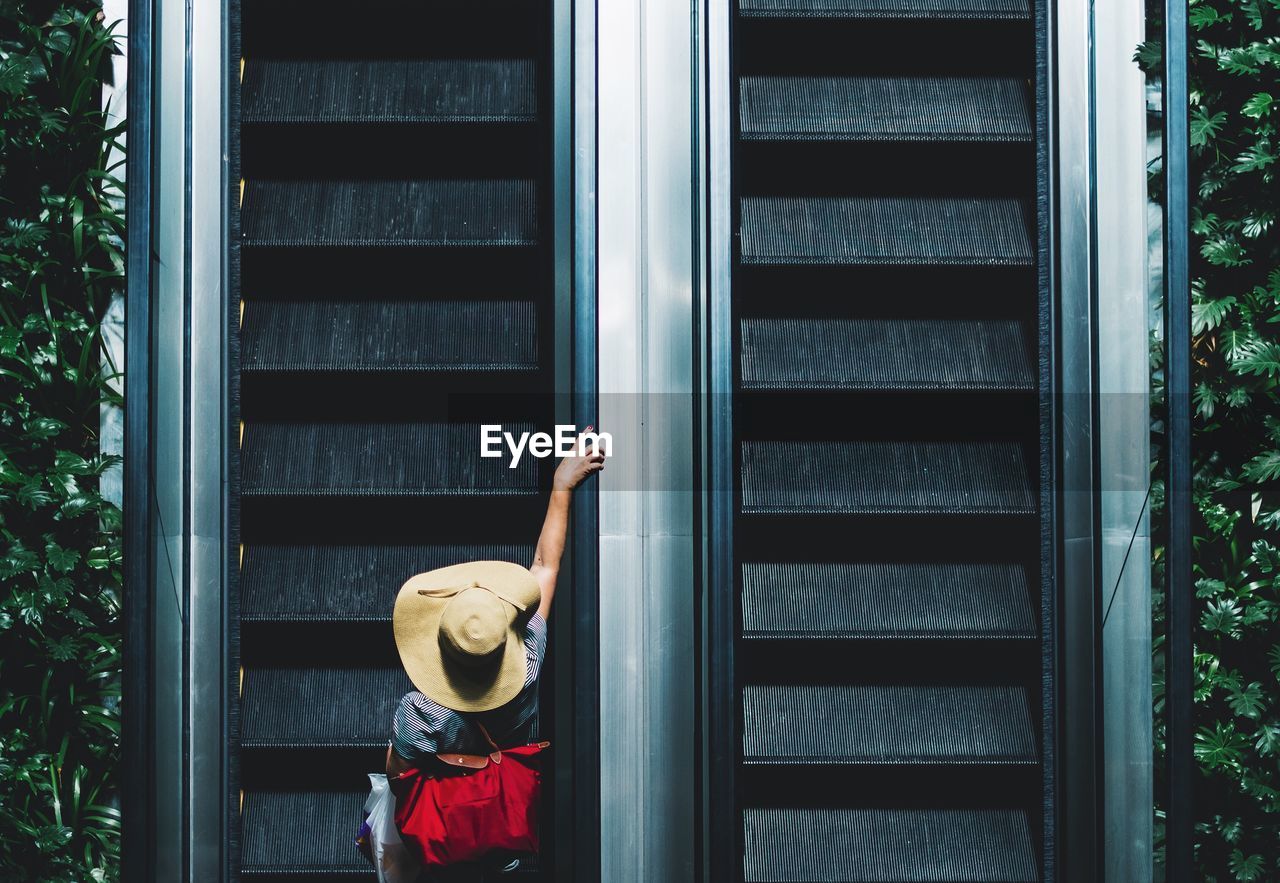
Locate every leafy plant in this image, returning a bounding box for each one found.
[0,2,123,880]
[1142,0,1280,877]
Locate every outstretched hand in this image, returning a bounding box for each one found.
[552,425,606,491]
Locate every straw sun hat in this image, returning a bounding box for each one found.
[393,560,542,712]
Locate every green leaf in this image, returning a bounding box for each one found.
[1231,337,1280,376]
[43,540,79,573]
[1202,235,1251,267]
[1191,4,1227,27]
[1196,722,1249,769]
[1242,210,1275,238]
[1242,450,1280,482]
[1194,295,1238,332]
[1204,598,1244,634]
[1255,540,1280,573]
[1256,723,1280,756]
[1243,92,1274,118]
[1233,139,1277,172]
[1227,681,1267,719]
[1194,107,1230,145]
[1229,850,1265,881]
[1198,577,1229,598]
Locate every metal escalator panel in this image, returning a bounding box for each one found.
[743,809,1039,883]
[719,0,1050,880]
[233,4,558,878]
[739,196,1033,266]
[242,59,538,124]
[739,76,1033,143]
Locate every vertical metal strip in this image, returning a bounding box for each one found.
[596,0,697,873]
[1163,0,1192,875]
[1039,0,1060,875]
[187,0,227,873]
[123,0,155,878]
[225,0,243,879]
[566,0,601,878]
[704,0,735,879]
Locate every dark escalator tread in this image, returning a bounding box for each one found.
[242,300,538,374]
[743,808,1038,882]
[242,543,534,622]
[739,197,1033,266]
[241,666,409,748]
[241,422,538,497]
[738,0,1031,19]
[740,317,1033,390]
[740,440,1035,515]
[742,684,1037,764]
[740,77,1032,142]
[241,789,370,874]
[242,58,536,124]
[242,179,536,247]
[741,562,1035,639]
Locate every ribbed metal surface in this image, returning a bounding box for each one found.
[741,562,1035,638]
[740,317,1033,390]
[739,197,1033,266]
[242,300,538,373]
[237,3,557,880]
[241,789,370,873]
[742,808,1039,882]
[740,77,1032,142]
[241,179,537,247]
[726,0,1048,875]
[240,422,538,496]
[738,0,1031,18]
[241,666,410,748]
[242,544,533,622]
[243,58,536,123]
[742,685,1037,764]
[740,440,1035,514]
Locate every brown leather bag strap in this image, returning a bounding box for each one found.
[474,719,503,763]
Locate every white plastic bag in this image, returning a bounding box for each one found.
[361,772,422,883]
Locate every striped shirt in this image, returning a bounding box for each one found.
[391,613,547,760]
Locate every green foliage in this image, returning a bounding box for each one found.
[1144,0,1280,877]
[0,2,123,880]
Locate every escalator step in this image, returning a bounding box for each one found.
[241,422,538,497]
[741,562,1035,639]
[242,544,534,622]
[241,789,369,874]
[740,317,1033,390]
[242,58,536,124]
[242,179,536,247]
[743,808,1038,882]
[241,666,410,748]
[742,685,1037,764]
[741,440,1034,515]
[738,0,1031,19]
[739,77,1032,142]
[242,300,538,374]
[739,196,1033,266]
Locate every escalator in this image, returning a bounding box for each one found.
[234,3,557,879]
[721,0,1052,880]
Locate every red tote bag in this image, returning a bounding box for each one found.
[391,723,548,868]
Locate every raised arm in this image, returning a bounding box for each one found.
[529,427,605,620]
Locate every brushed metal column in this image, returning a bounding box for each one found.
[147,0,228,878]
[1057,0,1153,876]
[187,0,228,877]
[597,0,697,877]
[150,0,188,875]
[1096,0,1154,878]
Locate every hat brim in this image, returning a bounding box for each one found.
[393,561,541,713]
